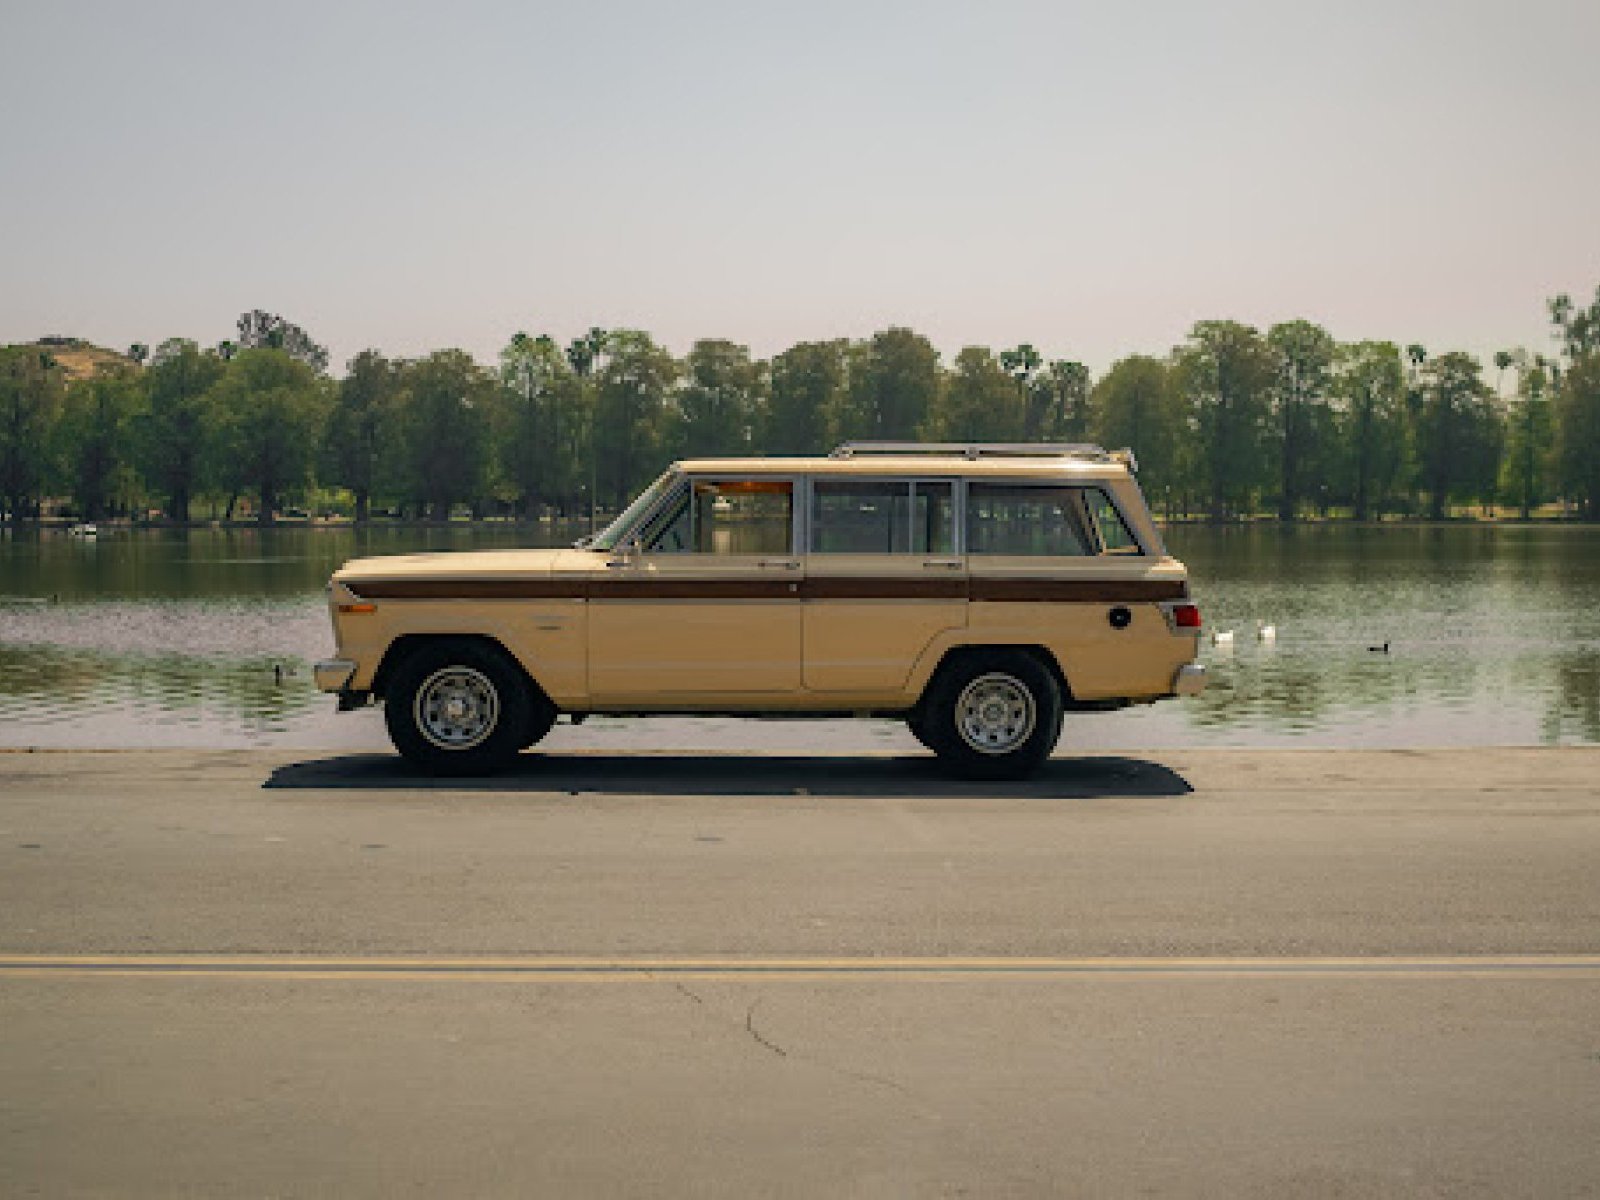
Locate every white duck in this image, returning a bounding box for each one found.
[1211,628,1235,646]
[1256,621,1277,643]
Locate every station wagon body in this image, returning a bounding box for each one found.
[316,443,1206,777]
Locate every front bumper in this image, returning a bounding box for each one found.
[1172,663,1207,696]
[314,658,358,692]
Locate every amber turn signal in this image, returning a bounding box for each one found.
[337,603,377,615]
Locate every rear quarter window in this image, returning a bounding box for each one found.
[966,485,1090,556]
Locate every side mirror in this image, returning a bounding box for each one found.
[607,536,643,569]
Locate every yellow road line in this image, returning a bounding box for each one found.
[2,955,1600,981]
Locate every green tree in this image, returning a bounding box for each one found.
[57,365,144,520]
[1175,321,1275,521]
[676,339,767,458]
[326,349,403,523]
[1556,356,1600,518]
[136,338,225,522]
[567,328,608,522]
[1090,355,1184,515]
[838,328,941,442]
[565,327,609,379]
[767,339,846,453]
[1493,349,1515,397]
[1034,359,1091,442]
[1416,351,1500,519]
[234,310,329,372]
[927,347,1022,441]
[1499,352,1556,519]
[1266,320,1335,521]
[399,350,495,519]
[998,344,1042,439]
[212,348,329,525]
[0,346,65,523]
[1332,341,1405,521]
[1550,286,1600,517]
[497,332,569,517]
[593,330,678,507]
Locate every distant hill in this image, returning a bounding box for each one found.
[14,337,138,381]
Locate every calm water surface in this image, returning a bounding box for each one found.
[1,523,1597,751]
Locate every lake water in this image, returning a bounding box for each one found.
[1,523,1597,752]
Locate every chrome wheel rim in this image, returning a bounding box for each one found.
[414,666,499,751]
[956,672,1036,755]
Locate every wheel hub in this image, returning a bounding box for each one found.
[414,666,500,751]
[956,672,1037,755]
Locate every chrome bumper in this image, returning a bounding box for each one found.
[1173,663,1207,696]
[314,658,358,692]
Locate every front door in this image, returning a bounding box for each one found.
[587,477,804,700]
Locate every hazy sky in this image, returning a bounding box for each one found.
[4,0,1597,374]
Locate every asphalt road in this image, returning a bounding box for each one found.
[3,746,1599,1197]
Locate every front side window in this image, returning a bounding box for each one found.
[644,479,793,555]
[811,480,955,554]
[967,484,1091,556]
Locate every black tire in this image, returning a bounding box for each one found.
[521,697,558,749]
[383,639,533,776]
[906,712,935,752]
[920,650,1063,780]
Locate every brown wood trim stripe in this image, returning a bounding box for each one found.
[802,577,969,600]
[592,579,799,600]
[969,579,1187,603]
[350,580,578,600]
[349,577,1187,603]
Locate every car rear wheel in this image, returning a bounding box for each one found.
[384,639,533,776]
[921,651,1063,780]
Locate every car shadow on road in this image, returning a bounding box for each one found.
[262,753,1193,799]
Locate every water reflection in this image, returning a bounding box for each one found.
[1,522,1597,748]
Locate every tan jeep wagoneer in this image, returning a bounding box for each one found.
[315,442,1205,778]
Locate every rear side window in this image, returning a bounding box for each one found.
[967,485,1090,556]
[812,481,955,554]
[1087,489,1141,554]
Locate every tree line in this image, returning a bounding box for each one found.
[3,290,1599,526]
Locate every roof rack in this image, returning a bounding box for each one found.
[829,441,1138,471]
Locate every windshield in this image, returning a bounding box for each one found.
[584,470,679,550]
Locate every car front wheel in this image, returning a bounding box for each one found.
[384,639,534,776]
[921,651,1063,780]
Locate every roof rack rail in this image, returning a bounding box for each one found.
[829,441,1137,470]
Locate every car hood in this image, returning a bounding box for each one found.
[332,548,594,582]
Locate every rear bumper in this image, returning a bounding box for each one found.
[313,658,358,692]
[1172,663,1207,696]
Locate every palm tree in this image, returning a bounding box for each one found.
[567,328,609,531]
[1493,349,1514,398]
[999,344,1042,440]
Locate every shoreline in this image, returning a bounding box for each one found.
[8,513,1600,533]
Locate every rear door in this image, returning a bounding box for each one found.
[801,477,965,693]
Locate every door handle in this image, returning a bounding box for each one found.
[759,559,801,570]
[923,559,963,569]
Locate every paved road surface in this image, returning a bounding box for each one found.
[3,747,1599,1196]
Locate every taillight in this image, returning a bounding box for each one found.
[1172,603,1202,629]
